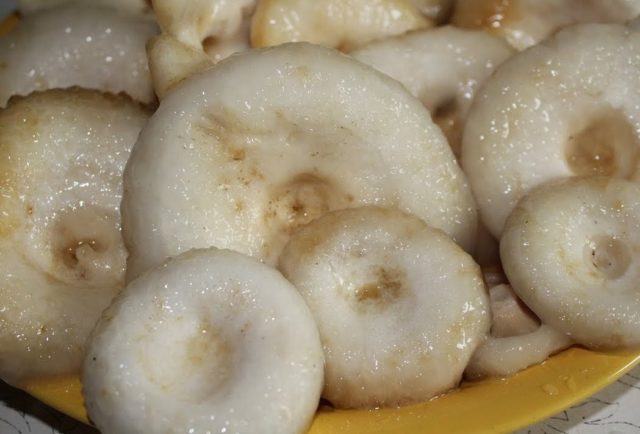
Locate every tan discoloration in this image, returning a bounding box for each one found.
[566,109,639,178]
[251,0,430,51]
[197,109,266,164]
[201,35,218,52]
[452,0,519,33]
[353,266,407,309]
[433,98,463,157]
[186,320,230,368]
[234,200,245,214]
[264,173,353,236]
[587,235,631,280]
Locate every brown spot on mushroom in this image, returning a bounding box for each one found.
[585,235,631,280]
[197,109,267,163]
[232,148,246,161]
[50,207,122,282]
[352,266,407,310]
[202,35,218,52]
[234,200,245,214]
[264,173,353,237]
[565,109,639,178]
[295,65,311,80]
[433,98,463,157]
[452,0,519,33]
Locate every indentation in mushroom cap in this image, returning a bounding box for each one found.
[51,207,125,285]
[565,108,639,178]
[352,266,407,309]
[264,173,354,237]
[138,316,234,402]
[585,235,631,280]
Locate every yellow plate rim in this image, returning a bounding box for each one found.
[20,347,640,433]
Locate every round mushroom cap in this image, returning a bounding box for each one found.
[279,207,490,408]
[83,248,324,434]
[501,177,640,350]
[461,23,640,238]
[122,42,478,281]
[351,25,514,157]
[0,88,150,384]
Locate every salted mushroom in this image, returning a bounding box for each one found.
[465,325,572,379]
[147,1,257,98]
[465,284,572,379]
[146,34,215,99]
[452,0,640,50]
[17,0,154,17]
[351,25,513,157]
[151,0,256,62]
[0,4,158,107]
[461,23,640,238]
[278,207,489,408]
[122,42,478,281]
[83,248,324,434]
[0,88,150,385]
[487,284,538,338]
[250,0,432,52]
[501,177,640,350]
[411,0,453,23]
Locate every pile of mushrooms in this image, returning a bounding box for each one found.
[1,1,640,433]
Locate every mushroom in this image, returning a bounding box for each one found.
[351,25,514,157]
[501,177,640,350]
[465,284,572,379]
[411,0,454,23]
[488,283,539,338]
[151,0,256,62]
[83,248,324,434]
[0,88,150,385]
[461,23,640,238]
[250,0,432,52]
[452,0,640,50]
[122,42,478,281]
[278,207,489,408]
[0,4,158,107]
[146,0,257,98]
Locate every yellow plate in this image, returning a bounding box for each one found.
[19,347,640,433]
[3,11,640,434]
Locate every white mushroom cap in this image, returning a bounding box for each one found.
[278,207,490,408]
[0,89,149,385]
[452,0,640,50]
[501,177,640,350]
[351,26,513,156]
[122,42,478,281]
[83,248,324,434]
[0,4,158,107]
[251,0,432,51]
[461,23,640,238]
